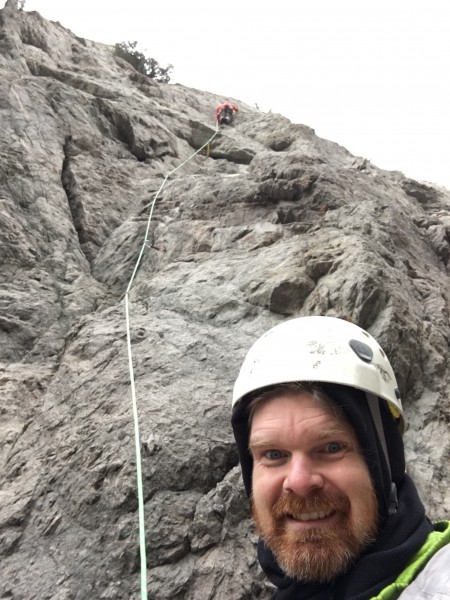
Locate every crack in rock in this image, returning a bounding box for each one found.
[61,134,92,267]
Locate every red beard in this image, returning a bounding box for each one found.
[252,489,378,583]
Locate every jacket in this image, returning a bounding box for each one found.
[215,102,238,120]
[374,520,450,599]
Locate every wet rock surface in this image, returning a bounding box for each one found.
[1,3,450,599]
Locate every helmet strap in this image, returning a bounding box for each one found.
[366,393,398,516]
[388,482,398,517]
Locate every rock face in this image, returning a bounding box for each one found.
[1,3,450,599]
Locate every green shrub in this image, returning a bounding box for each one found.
[114,41,173,83]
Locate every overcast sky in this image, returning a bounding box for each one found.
[24,0,450,189]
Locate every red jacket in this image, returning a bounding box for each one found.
[216,102,239,120]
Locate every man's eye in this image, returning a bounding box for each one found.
[263,449,284,460]
[325,442,344,453]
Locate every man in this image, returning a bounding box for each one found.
[231,316,450,599]
[215,101,238,125]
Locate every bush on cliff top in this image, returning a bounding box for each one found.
[114,41,173,83]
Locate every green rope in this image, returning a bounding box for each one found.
[124,123,219,600]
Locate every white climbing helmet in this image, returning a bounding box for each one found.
[232,316,404,431]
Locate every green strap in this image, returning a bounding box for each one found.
[372,521,450,600]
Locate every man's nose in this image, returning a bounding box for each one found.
[282,454,324,496]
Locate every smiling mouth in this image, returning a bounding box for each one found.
[287,509,335,522]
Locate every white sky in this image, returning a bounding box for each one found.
[24,0,450,189]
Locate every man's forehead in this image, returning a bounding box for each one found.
[249,392,355,437]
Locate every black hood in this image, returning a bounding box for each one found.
[231,384,433,599]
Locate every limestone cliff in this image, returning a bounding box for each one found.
[1,3,449,599]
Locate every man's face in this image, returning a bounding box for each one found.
[249,392,378,583]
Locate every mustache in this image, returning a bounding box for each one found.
[271,491,351,519]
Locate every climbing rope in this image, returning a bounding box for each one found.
[124,122,219,600]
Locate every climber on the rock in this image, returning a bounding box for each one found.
[230,316,450,599]
[216,101,238,126]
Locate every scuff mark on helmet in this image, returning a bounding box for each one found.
[374,363,391,382]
